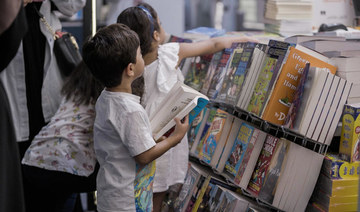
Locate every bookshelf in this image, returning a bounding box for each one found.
[187,98,329,212]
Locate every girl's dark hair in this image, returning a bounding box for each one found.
[82,23,140,88]
[117,2,160,55]
[61,61,104,105]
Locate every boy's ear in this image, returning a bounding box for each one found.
[153,30,160,42]
[125,63,135,77]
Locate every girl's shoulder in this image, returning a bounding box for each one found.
[157,42,180,69]
[158,42,180,58]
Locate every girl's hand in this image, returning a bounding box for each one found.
[24,0,33,7]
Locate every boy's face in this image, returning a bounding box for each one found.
[133,46,145,78]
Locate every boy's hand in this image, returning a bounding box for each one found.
[171,115,189,143]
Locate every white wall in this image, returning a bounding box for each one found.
[145,0,185,36]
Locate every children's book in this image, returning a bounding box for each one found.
[188,107,208,150]
[261,46,337,125]
[184,54,214,91]
[200,51,223,95]
[234,129,267,189]
[189,108,211,157]
[246,56,278,116]
[226,42,257,105]
[283,63,310,129]
[216,42,244,102]
[239,44,268,110]
[258,138,291,204]
[213,117,243,174]
[224,123,255,178]
[207,47,233,100]
[149,81,209,140]
[194,108,218,157]
[198,109,230,163]
[247,135,279,197]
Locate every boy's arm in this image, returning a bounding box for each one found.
[177,36,258,67]
[134,116,189,165]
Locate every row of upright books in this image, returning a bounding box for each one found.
[184,106,324,212]
[182,38,352,145]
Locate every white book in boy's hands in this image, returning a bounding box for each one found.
[150,81,209,140]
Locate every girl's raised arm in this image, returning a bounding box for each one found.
[177,36,258,67]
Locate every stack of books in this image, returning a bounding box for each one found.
[307,154,359,212]
[263,0,313,37]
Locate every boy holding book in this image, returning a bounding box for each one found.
[82,23,189,212]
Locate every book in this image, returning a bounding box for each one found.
[294,68,330,135]
[233,129,267,189]
[192,107,218,158]
[184,54,214,91]
[308,75,340,140]
[339,103,360,162]
[225,42,257,105]
[150,81,209,140]
[261,46,337,125]
[246,40,291,116]
[323,80,352,145]
[247,134,279,197]
[207,47,233,100]
[239,44,268,110]
[188,107,208,151]
[236,43,268,109]
[216,42,244,103]
[283,63,310,129]
[258,138,291,204]
[321,154,360,180]
[183,27,226,41]
[312,75,344,142]
[200,51,223,95]
[246,56,278,116]
[284,34,346,44]
[174,163,204,212]
[199,109,232,164]
[223,123,255,178]
[189,107,211,157]
[300,40,360,54]
[213,117,243,174]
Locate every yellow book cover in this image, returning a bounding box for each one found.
[340,103,360,163]
[261,46,337,125]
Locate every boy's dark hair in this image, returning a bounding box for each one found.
[82,23,140,88]
[117,2,160,56]
[61,61,104,105]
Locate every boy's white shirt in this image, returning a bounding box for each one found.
[142,42,189,192]
[94,90,156,212]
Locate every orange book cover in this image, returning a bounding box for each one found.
[261,46,337,125]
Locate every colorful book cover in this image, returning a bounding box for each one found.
[200,109,228,163]
[261,46,337,125]
[322,153,360,180]
[207,48,233,99]
[184,54,214,91]
[247,135,279,196]
[224,123,255,177]
[188,107,208,150]
[216,42,244,102]
[185,175,207,212]
[246,57,278,116]
[226,42,257,105]
[258,138,291,204]
[284,63,310,129]
[340,103,360,162]
[195,108,218,156]
[233,129,265,186]
[200,51,223,95]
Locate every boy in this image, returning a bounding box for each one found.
[82,23,189,212]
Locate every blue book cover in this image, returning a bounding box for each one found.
[224,123,255,177]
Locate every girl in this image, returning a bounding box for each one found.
[21,61,103,212]
[117,3,258,211]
